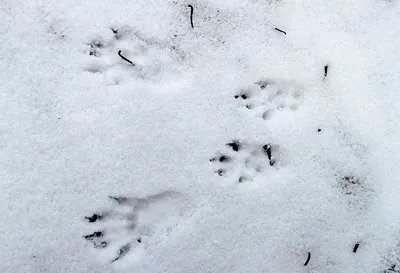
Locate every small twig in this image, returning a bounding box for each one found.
[274,28,286,35]
[353,242,360,253]
[118,50,135,66]
[188,5,194,28]
[304,252,311,266]
[324,65,329,77]
[262,144,275,166]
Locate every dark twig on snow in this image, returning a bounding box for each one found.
[353,243,360,253]
[274,28,286,35]
[188,5,194,28]
[118,50,135,66]
[262,144,275,166]
[324,65,329,77]
[304,252,311,266]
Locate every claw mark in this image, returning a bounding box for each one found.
[85,214,102,223]
[111,243,131,263]
[274,28,286,35]
[238,176,248,183]
[118,50,135,66]
[353,242,360,253]
[110,28,121,40]
[83,231,103,240]
[262,144,275,166]
[226,141,241,152]
[210,155,231,163]
[219,155,230,162]
[234,93,248,100]
[304,252,311,266]
[387,264,400,272]
[188,5,194,28]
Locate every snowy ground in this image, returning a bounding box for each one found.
[1,0,400,272]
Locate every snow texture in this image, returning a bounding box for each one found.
[1,0,400,272]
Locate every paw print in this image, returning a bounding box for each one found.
[83,26,182,85]
[335,174,374,210]
[234,79,304,120]
[82,191,181,263]
[210,140,277,183]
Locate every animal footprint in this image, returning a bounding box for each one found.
[335,174,374,210]
[234,79,304,120]
[83,26,182,85]
[210,140,276,183]
[82,191,181,263]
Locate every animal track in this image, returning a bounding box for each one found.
[83,26,183,85]
[335,174,374,210]
[234,79,304,120]
[210,140,277,183]
[83,191,181,263]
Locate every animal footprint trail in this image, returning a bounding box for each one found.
[234,79,304,120]
[82,191,181,263]
[210,140,278,183]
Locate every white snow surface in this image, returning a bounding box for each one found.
[1,0,400,272]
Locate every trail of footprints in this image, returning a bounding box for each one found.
[208,78,303,184]
[81,36,398,268]
[207,78,396,270]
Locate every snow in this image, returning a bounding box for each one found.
[1,0,400,272]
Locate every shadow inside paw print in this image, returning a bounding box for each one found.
[83,191,180,263]
[87,39,104,57]
[234,79,304,120]
[339,175,361,196]
[210,140,276,183]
